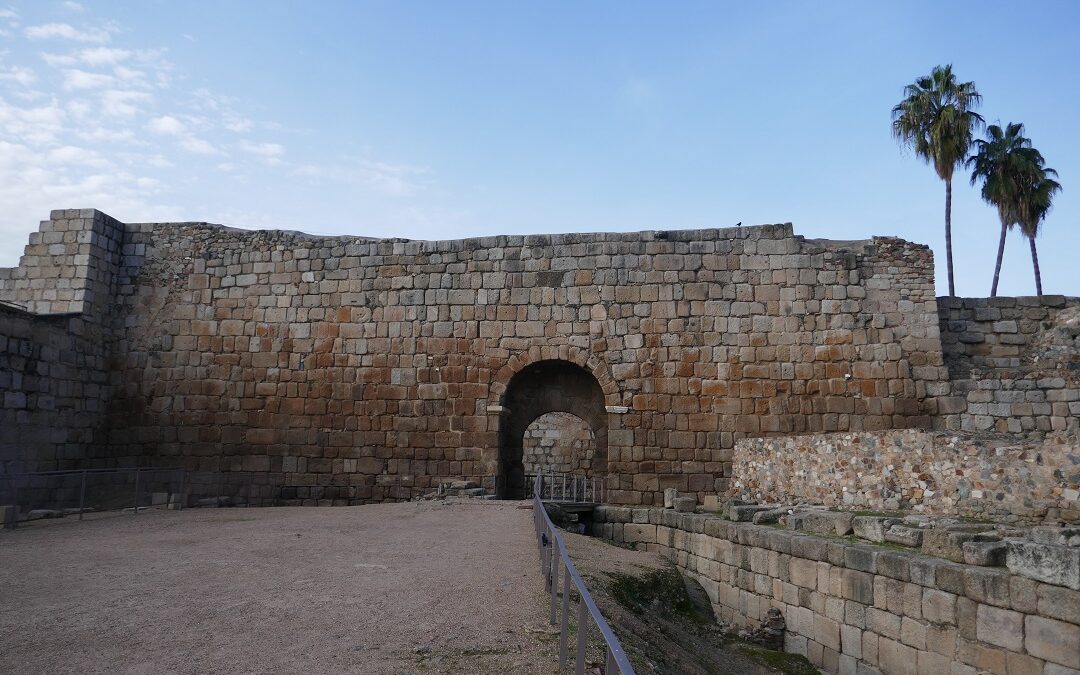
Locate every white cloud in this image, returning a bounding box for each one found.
[41,52,78,67]
[78,47,130,66]
[62,68,113,90]
[62,1,85,12]
[237,140,284,158]
[0,8,17,20]
[147,114,185,135]
[25,22,111,43]
[100,89,151,117]
[295,157,428,197]
[180,136,220,155]
[0,99,67,144]
[0,65,36,87]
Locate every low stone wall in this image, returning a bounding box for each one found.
[594,506,1080,675]
[731,430,1080,524]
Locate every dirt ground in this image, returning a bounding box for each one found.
[0,499,562,675]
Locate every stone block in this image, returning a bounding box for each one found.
[788,510,854,536]
[853,516,899,543]
[728,504,773,521]
[673,496,696,513]
[664,488,677,509]
[624,524,657,544]
[1037,584,1080,625]
[885,525,925,548]
[1025,615,1080,668]
[878,636,919,675]
[1007,541,1080,590]
[922,529,979,562]
[922,588,957,625]
[963,540,1008,567]
[975,604,1024,651]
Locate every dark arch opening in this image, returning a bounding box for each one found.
[497,360,608,499]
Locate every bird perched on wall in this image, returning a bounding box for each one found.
[735,222,742,227]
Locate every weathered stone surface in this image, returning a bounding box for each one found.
[853,516,899,543]
[963,540,1008,567]
[728,504,774,522]
[673,496,697,513]
[1006,541,1080,590]
[885,525,925,549]
[1025,615,1080,668]
[750,508,786,524]
[789,509,855,536]
[976,604,1024,651]
[921,529,974,562]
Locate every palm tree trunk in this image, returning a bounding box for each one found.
[990,220,1007,297]
[945,177,956,296]
[1029,236,1043,296]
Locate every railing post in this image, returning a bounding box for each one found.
[576,598,589,674]
[177,469,185,512]
[133,468,141,515]
[549,549,559,625]
[79,470,87,520]
[7,480,17,530]
[559,563,571,668]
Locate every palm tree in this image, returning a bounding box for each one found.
[892,65,983,296]
[967,123,1042,296]
[1017,165,1061,296]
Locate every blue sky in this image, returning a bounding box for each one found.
[0,1,1076,296]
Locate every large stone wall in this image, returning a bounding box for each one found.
[731,429,1080,524]
[1,210,951,505]
[938,296,1079,436]
[596,506,1080,675]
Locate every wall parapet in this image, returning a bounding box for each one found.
[595,506,1080,675]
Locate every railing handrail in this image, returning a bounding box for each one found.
[532,473,634,674]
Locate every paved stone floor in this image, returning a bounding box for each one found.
[0,500,559,674]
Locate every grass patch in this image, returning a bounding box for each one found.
[605,564,712,625]
[732,641,821,675]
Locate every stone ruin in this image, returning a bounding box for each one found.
[1,209,1077,674]
[0,209,1075,510]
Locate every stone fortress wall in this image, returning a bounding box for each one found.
[1,209,1076,508]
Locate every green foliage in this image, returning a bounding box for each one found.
[892,64,983,182]
[605,565,712,624]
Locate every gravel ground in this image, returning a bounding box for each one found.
[0,499,561,675]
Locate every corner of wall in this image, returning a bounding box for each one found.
[0,209,125,318]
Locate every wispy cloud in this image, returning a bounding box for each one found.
[0,65,35,87]
[78,47,130,66]
[147,114,185,135]
[24,22,112,44]
[295,157,428,197]
[180,136,221,155]
[61,67,112,89]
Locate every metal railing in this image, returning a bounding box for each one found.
[532,473,633,674]
[527,472,605,503]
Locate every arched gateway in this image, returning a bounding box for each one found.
[496,360,608,499]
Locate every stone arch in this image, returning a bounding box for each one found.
[490,345,622,409]
[495,358,609,499]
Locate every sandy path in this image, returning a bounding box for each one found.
[0,500,559,674]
